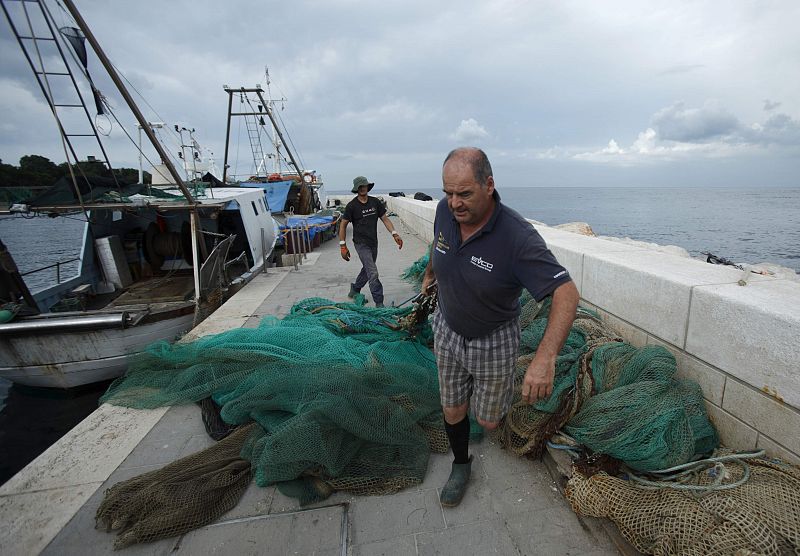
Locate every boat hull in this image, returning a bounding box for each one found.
[0,308,194,389]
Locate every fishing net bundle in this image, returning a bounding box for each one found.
[97,297,456,546]
[495,292,718,472]
[95,424,255,550]
[565,455,800,555]
[498,292,799,554]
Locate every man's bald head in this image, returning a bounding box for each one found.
[443,147,493,187]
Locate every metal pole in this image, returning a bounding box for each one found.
[138,126,143,184]
[222,89,233,184]
[292,227,299,271]
[303,222,309,259]
[296,227,303,266]
[60,0,195,204]
[56,261,60,284]
[136,122,162,191]
[260,228,268,274]
[190,210,201,311]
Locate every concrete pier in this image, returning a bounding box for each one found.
[0,216,621,555]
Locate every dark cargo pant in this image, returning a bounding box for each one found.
[353,242,383,304]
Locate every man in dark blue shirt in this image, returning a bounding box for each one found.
[422,147,579,507]
[339,176,403,307]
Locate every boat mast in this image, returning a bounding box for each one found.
[264,69,285,175]
[255,88,303,178]
[222,85,304,182]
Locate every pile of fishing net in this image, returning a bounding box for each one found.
[101,297,454,497]
[499,292,800,554]
[97,297,468,547]
[496,292,718,472]
[566,452,800,554]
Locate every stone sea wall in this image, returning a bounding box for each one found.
[380,195,800,464]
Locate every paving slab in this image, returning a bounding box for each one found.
[176,505,344,555]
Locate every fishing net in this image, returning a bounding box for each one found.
[400,250,429,289]
[101,298,466,501]
[98,258,728,549]
[566,454,800,555]
[96,423,255,550]
[495,292,719,472]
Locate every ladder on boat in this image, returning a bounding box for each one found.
[1,0,119,194]
[244,104,268,178]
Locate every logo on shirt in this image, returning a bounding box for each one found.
[470,256,494,272]
[361,207,377,217]
[553,270,567,279]
[435,232,450,254]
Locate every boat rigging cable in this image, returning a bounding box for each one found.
[264,70,307,171]
[54,0,186,149]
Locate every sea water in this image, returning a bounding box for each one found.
[384,186,800,273]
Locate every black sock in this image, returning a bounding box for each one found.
[444,415,470,464]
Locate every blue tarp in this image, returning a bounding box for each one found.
[239,180,294,212]
[281,215,335,242]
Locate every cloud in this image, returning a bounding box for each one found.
[534,146,565,160]
[573,101,800,165]
[651,101,739,142]
[658,64,705,76]
[449,118,489,142]
[2,0,799,188]
[743,113,800,145]
[337,100,431,125]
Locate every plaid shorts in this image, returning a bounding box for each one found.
[432,309,520,423]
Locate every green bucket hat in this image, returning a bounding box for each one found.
[351,176,375,194]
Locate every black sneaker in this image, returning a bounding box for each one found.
[375,302,385,308]
[347,283,359,298]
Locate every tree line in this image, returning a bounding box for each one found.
[0,155,149,190]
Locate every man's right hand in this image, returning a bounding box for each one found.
[340,244,350,261]
[421,274,434,295]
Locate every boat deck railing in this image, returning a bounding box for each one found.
[21,257,80,284]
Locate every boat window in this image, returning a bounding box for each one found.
[251,201,258,215]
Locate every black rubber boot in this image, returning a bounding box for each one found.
[440,455,473,507]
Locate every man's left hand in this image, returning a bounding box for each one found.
[521,355,555,404]
[393,234,403,249]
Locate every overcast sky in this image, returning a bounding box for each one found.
[1,0,798,190]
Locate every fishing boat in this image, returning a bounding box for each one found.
[0,0,280,388]
[218,77,337,258]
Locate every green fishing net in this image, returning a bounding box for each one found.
[102,298,467,505]
[101,261,718,507]
[400,250,429,289]
[498,292,718,472]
